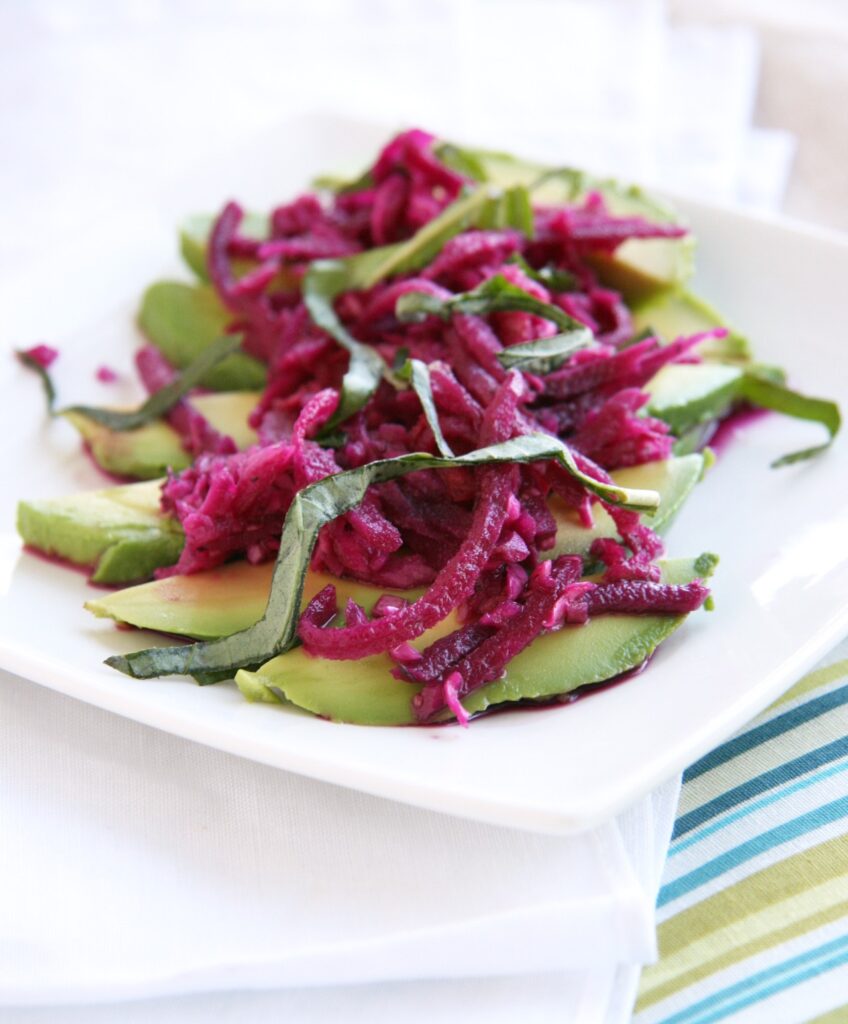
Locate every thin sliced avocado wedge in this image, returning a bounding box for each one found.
[17,480,183,584]
[64,391,260,480]
[87,561,275,638]
[439,147,693,302]
[580,182,694,302]
[65,411,191,480]
[85,563,423,641]
[138,281,267,391]
[192,392,261,448]
[236,554,716,726]
[462,554,716,717]
[585,238,694,306]
[549,453,705,559]
[646,363,742,435]
[632,290,751,364]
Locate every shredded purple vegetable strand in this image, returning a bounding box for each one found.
[149,129,713,719]
[135,345,236,460]
[23,343,59,368]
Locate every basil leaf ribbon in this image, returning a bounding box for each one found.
[738,373,841,468]
[396,359,455,457]
[16,350,57,413]
[19,335,243,431]
[303,188,494,431]
[395,274,594,375]
[303,186,540,430]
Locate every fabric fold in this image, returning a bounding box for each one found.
[0,669,659,1007]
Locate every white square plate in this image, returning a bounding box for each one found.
[2,114,847,834]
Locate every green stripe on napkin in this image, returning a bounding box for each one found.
[635,645,848,1023]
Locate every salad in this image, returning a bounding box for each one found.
[16,129,840,727]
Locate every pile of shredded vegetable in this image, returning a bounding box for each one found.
[145,129,714,723]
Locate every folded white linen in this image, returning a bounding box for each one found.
[0,669,668,1008]
[0,971,650,1024]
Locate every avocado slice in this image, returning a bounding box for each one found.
[237,605,461,725]
[235,554,716,725]
[632,290,751,364]
[580,181,695,305]
[84,562,422,640]
[17,480,183,584]
[549,452,705,558]
[138,281,267,391]
[437,148,694,303]
[461,553,717,718]
[65,412,190,481]
[584,237,695,306]
[86,561,273,638]
[65,391,260,480]
[645,364,743,436]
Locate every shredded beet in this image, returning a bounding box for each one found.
[135,345,236,459]
[584,579,710,615]
[297,375,525,659]
[146,129,715,719]
[23,343,59,368]
[412,555,585,721]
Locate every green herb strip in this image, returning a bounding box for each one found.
[432,143,491,182]
[312,168,375,195]
[738,374,841,467]
[302,260,388,429]
[395,273,585,332]
[396,274,594,375]
[19,335,242,431]
[435,139,681,226]
[105,434,660,681]
[359,187,493,288]
[476,187,534,236]
[508,253,578,293]
[16,350,57,412]
[666,367,840,466]
[396,359,455,457]
[302,186,525,431]
[498,333,593,375]
[62,336,243,431]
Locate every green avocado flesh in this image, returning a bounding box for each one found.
[64,391,260,480]
[584,240,694,307]
[548,452,704,558]
[72,452,701,595]
[138,281,267,391]
[456,151,694,303]
[84,563,423,640]
[235,572,460,724]
[234,555,715,726]
[632,290,751,364]
[17,480,183,584]
[646,363,743,436]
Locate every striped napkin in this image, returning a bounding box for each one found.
[635,636,848,1023]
